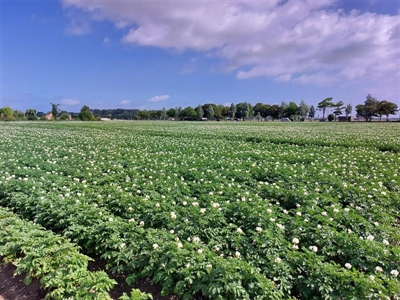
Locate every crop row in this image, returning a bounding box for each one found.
[0,207,115,299]
[0,121,399,299]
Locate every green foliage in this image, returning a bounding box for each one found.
[0,107,15,121]
[25,108,37,120]
[60,112,69,120]
[0,122,399,299]
[230,103,237,119]
[0,208,116,299]
[308,105,316,118]
[50,103,60,119]
[317,97,334,120]
[79,105,95,121]
[345,104,352,118]
[206,105,215,120]
[298,100,309,120]
[119,289,153,300]
[196,105,204,121]
[180,106,197,120]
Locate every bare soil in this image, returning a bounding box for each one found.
[0,258,179,300]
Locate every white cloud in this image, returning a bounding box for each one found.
[103,37,110,44]
[65,19,90,35]
[148,95,170,102]
[275,74,292,82]
[60,98,80,106]
[62,0,400,87]
[120,100,131,105]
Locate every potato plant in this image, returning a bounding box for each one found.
[0,121,399,299]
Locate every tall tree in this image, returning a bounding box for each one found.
[283,102,299,120]
[196,105,204,120]
[254,103,270,118]
[298,100,310,120]
[308,105,316,119]
[166,108,176,119]
[50,103,60,120]
[363,94,379,122]
[220,105,230,119]
[25,108,37,120]
[376,100,398,121]
[332,101,345,121]
[280,101,288,118]
[207,105,215,120]
[268,105,281,120]
[161,107,167,120]
[355,104,365,121]
[230,103,236,119]
[175,107,182,120]
[345,104,352,119]
[180,106,197,120]
[317,97,334,120]
[79,105,95,121]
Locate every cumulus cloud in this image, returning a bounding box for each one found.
[60,98,80,106]
[62,0,400,86]
[120,100,131,105]
[148,95,170,102]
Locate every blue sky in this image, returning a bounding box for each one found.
[1,0,399,113]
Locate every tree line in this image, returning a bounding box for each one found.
[0,94,398,122]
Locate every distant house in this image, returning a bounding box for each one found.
[45,112,53,120]
[338,116,354,122]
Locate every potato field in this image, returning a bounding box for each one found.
[0,121,399,299]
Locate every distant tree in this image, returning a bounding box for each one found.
[332,101,345,121]
[363,94,379,122]
[60,112,69,120]
[308,105,316,119]
[179,106,197,120]
[327,114,335,122]
[161,107,167,120]
[280,101,288,118]
[207,105,215,120]
[196,105,204,120]
[50,103,60,120]
[298,100,309,120]
[150,110,162,120]
[167,108,176,119]
[25,108,37,120]
[355,104,365,121]
[214,105,223,120]
[175,107,182,120]
[14,110,26,121]
[283,102,299,120]
[243,103,251,120]
[268,104,281,120]
[79,105,95,121]
[345,104,352,120]
[230,103,237,119]
[376,100,398,121]
[136,110,150,120]
[254,103,270,118]
[0,107,15,121]
[317,97,334,120]
[220,105,230,119]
